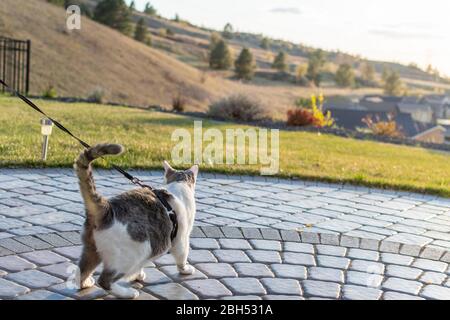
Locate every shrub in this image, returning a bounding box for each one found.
[42,85,57,99]
[88,88,106,104]
[172,94,186,112]
[208,94,267,122]
[335,63,355,87]
[362,115,404,138]
[287,108,315,126]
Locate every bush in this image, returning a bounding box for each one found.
[172,94,186,112]
[335,63,355,87]
[287,108,315,126]
[208,94,267,122]
[42,85,57,99]
[362,115,404,138]
[88,88,106,104]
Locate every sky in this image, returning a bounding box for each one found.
[128,0,450,76]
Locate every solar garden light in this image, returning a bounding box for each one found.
[40,118,53,161]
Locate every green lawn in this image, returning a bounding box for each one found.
[0,96,449,197]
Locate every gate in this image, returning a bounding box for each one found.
[0,37,31,95]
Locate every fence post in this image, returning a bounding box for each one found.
[26,40,31,95]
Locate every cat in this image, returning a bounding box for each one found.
[74,143,198,299]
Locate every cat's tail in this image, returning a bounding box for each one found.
[74,144,124,222]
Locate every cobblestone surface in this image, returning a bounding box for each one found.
[0,169,449,300]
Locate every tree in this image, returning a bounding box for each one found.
[134,18,148,42]
[144,2,157,15]
[361,62,375,83]
[307,49,326,86]
[335,63,355,87]
[209,40,232,70]
[129,0,135,11]
[174,14,180,22]
[272,52,288,72]
[383,69,403,96]
[260,37,270,50]
[235,48,255,80]
[94,0,131,34]
[209,32,222,49]
[223,23,234,39]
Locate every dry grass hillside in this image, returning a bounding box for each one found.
[0,0,397,117]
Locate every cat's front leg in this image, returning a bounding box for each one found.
[171,238,195,275]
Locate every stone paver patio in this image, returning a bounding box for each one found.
[0,168,449,300]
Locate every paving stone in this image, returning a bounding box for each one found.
[0,246,13,257]
[316,245,346,257]
[260,228,281,240]
[300,232,320,244]
[23,212,82,226]
[270,264,307,280]
[263,295,304,300]
[0,238,31,253]
[188,250,218,264]
[340,235,360,248]
[195,263,237,278]
[359,238,380,251]
[309,267,344,283]
[412,259,448,272]
[319,233,340,245]
[58,232,82,245]
[385,265,423,280]
[0,218,31,231]
[350,260,385,274]
[385,233,433,246]
[249,239,281,251]
[380,253,414,266]
[222,278,266,295]
[420,247,445,260]
[0,255,36,272]
[247,250,282,263]
[220,227,244,239]
[382,277,423,295]
[222,295,262,300]
[139,267,172,285]
[282,252,315,266]
[241,228,263,239]
[261,278,302,295]
[16,289,71,300]
[280,230,300,242]
[190,238,220,250]
[379,241,401,253]
[346,271,383,288]
[399,244,422,257]
[234,263,274,278]
[9,226,54,236]
[50,283,107,300]
[53,246,82,260]
[419,272,446,285]
[342,285,383,300]
[347,248,379,261]
[7,269,63,288]
[40,262,77,279]
[383,291,425,300]
[0,277,30,299]
[190,226,205,238]
[184,279,232,298]
[218,239,251,250]
[159,265,207,281]
[315,219,361,233]
[420,285,450,300]
[302,280,341,299]
[213,250,251,263]
[14,236,53,250]
[317,255,350,269]
[284,242,314,254]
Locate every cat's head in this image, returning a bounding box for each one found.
[163,160,199,189]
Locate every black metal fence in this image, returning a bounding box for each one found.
[0,37,31,94]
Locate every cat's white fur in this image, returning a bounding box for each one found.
[85,162,198,299]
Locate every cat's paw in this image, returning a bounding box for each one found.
[80,276,95,289]
[178,264,195,275]
[135,270,146,282]
[111,284,140,299]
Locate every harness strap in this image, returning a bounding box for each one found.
[1,79,178,240]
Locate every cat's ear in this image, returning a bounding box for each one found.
[189,164,199,178]
[163,160,175,174]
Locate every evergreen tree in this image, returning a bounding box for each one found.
[235,48,255,80]
[93,0,131,34]
[134,18,147,42]
[272,52,287,72]
[129,0,135,11]
[144,2,157,15]
[307,49,326,86]
[223,23,234,39]
[260,37,270,50]
[383,70,403,96]
[335,63,355,87]
[209,40,232,70]
[361,62,375,83]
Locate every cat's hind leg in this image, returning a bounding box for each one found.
[171,237,195,275]
[98,268,139,299]
[78,227,101,289]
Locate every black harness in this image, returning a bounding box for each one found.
[0,79,178,241]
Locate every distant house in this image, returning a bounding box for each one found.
[437,119,450,144]
[397,97,433,123]
[422,95,450,119]
[325,107,445,144]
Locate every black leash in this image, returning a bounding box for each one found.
[0,79,178,240]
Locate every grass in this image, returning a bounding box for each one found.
[1,96,449,197]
